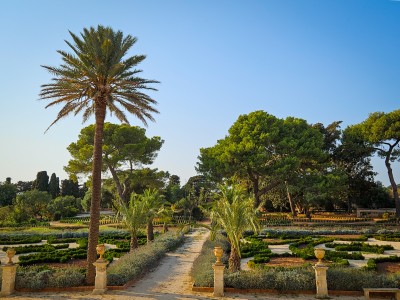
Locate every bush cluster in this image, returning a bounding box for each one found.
[18,247,87,265]
[107,231,185,286]
[2,243,69,254]
[15,266,85,290]
[325,242,393,254]
[328,267,400,290]
[363,256,400,271]
[226,268,315,291]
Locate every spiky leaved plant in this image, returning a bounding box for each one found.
[210,184,260,272]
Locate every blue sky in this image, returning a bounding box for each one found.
[0,0,399,186]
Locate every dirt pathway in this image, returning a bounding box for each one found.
[4,227,364,300]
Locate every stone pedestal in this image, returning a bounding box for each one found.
[1,264,17,297]
[313,264,329,299]
[92,259,108,295]
[213,263,224,297]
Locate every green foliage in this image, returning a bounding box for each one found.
[240,235,270,258]
[363,256,400,271]
[16,266,85,290]
[13,190,52,221]
[47,195,81,220]
[34,171,49,192]
[2,243,69,254]
[107,231,184,285]
[18,248,87,266]
[327,267,400,290]
[191,234,230,287]
[48,173,60,199]
[224,268,315,291]
[0,182,17,207]
[325,242,393,254]
[210,184,260,272]
[65,123,164,202]
[197,110,327,207]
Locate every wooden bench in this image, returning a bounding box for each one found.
[363,288,400,300]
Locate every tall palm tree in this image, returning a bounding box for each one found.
[114,194,148,252]
[39,25,158,283]
[210,184,260,272]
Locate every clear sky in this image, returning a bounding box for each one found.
[0,0,399,186]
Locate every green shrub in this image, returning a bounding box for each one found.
[325,242,393,254]
[191,234,229,287]
[15,266,84,290]
[225,268,315,291]
[327,267,400,291]
[363,256,400,271]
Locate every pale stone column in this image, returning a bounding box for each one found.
[213,264,224,297]
[92,244,109,295]
[1,248,17,297]
[1,264,17,297]
[313,265,329,299]
[313,247,329,299]
[92,260,108,294]
[213,246,224,297]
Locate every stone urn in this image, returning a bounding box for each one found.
[314,248,325,265]
[214,246,223,265]
[6,248,16,265]
[96,244,106,261]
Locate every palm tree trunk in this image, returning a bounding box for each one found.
[130,232,138,252]
[228,247,241,272]
[147,219,154,243]
[86,104,106,284]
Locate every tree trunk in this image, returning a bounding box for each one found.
[108,163,126,202]
[285,181,297,217]
[130,232,138,252]
[163,222,168,233]
[86,104,106,284]
[147,219,154,243]
[385,152,400,217]
[228,247,241,272]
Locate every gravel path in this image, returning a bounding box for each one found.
[3,228,364,300]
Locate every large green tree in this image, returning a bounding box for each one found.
[65,123,163,202]
[48,173,60,199]
[14,190,52,221]
[34,171,49,192]
[197,111,326,209]
[39,25,158,283]
[352,110,400,216]
[0,180,17,207]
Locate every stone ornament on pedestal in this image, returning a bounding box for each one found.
[1,247,17,297]
[92,244,109,295]
[313,248,329,299]
[213,246,224,297]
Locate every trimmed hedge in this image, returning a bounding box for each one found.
[16,266,85,290]
[107,231,185,286]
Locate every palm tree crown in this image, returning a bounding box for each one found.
[40,25,159,129]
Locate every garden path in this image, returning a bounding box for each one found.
[5,227,364,300]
